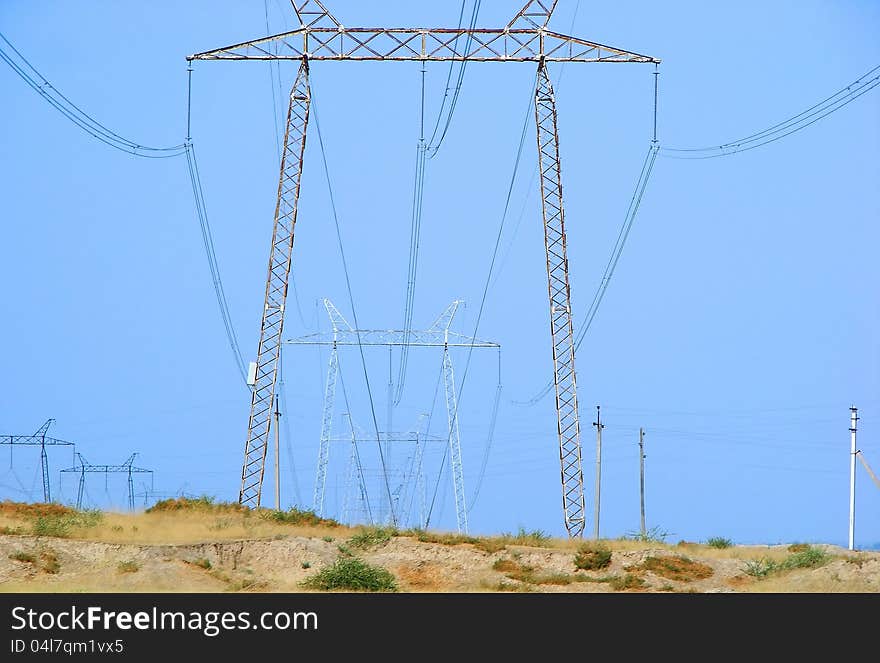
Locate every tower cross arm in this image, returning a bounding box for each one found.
[188,27,659,64]
[0,435,74,446]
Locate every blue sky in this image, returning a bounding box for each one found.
[1,1,878,547]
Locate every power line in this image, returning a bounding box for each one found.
[512,144,659,406]
[395,64,429,405]
[263,0,282,159]
[310,91,398,526]
[2,31,247,386]
[0,31,185,158]
[397,0,483,400]
[425,1,482,156]
[468,350,503,511]
[335,355,374,524]
[425,74,535,528]
[278,353,302,506]
[662,63,880,159]
[404,355,445,526]
[184,142,248,385]
[513,67,661,407]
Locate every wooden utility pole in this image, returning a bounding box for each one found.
[593,406,604,540]
[639,427,646,538]
[274,396,281,511]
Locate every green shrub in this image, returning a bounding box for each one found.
[574,542,612,571]
[31,510,102,538]
[503,527,550,546]
[302,558,397,592]
[780,546,828,570]
[624,526,669,543]
[706,537,733,549]
[743,558,776,578]
[408,529,479,547]
[348,526,398,550]
[262,507,339,528]
[146,495,238,513]
[192,557,212,570]
[743,546,829,580]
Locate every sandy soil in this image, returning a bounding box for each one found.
[1,529,877,593]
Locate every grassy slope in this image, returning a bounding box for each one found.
[0,500,877,593]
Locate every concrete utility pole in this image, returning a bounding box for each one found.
[593,406,604,540]
[274,395,281,511]
[849,406,858,551]
[639,427,646,538]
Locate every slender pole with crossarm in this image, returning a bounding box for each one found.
[189,1,659,536]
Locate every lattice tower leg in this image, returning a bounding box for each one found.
[443,347,468,534]
[76,469,85,510]
[40,441,50,503]
[313,346,338,515]
[534,61,586,537]
[342,438,356,524]
[240,59,311,507]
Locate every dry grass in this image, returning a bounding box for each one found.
[633,555,714,582]
[610,574,647,591]
[0,501,77,519]
[117,560,140,574]
[0,508,350,545]
[8,548,60,574]
[574,542,612,570]
[395,563,444,591]
[2,500,875,594]
[491,557,590,586]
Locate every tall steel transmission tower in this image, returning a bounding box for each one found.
[189,1,659,536]
[1,419,75,503]
[60,453,154,511]
[287,298,500,533]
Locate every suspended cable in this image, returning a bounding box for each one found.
[184,142,248,385]
[263,0,282,159]
[184,64,249,385]
[512,151,659,407]
[512,68,662,407]
[335,355,373,524]
[311,91,398,526]
[424,1,469,152]
[2,32,246,386]
[468,349,503,511]
[427,0,483,157]
[405,355,445,527]
[662,63,880,159]
[278,351,302,506]
[395,64,429,405]
[397,2,483,402]
[425,75,535,529]
[0,32,186,157]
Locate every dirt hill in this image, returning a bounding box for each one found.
[1,500,877,593]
